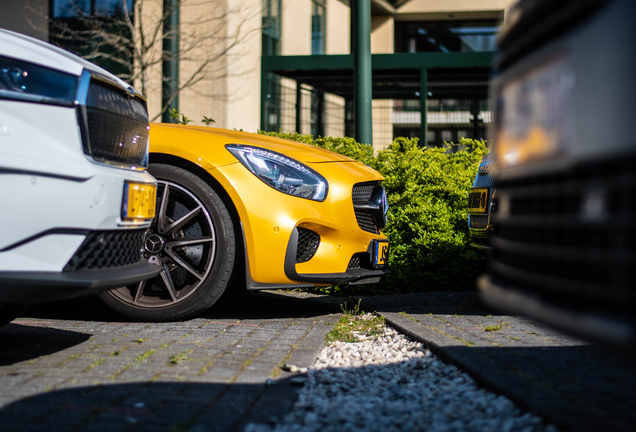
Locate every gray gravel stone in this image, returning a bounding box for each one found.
[244,315,558,432]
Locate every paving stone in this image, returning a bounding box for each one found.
[358,292,636,432]
[0,291,344,432]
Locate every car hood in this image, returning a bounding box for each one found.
[153,124,358,164]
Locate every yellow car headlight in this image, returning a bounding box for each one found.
[226,144,328,201]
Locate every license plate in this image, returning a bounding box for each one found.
[494,56,575,168]
[468,188,489,213]
[122,182,157,219]
[372,240,389,269]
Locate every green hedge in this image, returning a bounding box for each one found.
[259,131,488,293]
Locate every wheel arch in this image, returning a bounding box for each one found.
[149,152,248,291]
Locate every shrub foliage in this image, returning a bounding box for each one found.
[258,131,488,293]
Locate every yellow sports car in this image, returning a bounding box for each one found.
[97,124,390,321]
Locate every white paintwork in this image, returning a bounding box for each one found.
[0,165,153,250]
[0,29,154,278]
[0,235,86,272]
[0,101,94,179]
[0,29,134,91]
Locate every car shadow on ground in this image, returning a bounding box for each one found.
[0,325,91,366]
[23,289,346,323]
[0,378,300,432]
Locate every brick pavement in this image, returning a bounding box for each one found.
[0,291,345,432]
[4,290,636,432]
[358,292,636,432]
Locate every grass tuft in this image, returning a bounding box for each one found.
[169,350,193,365]
[135,349,157,361]
[326,301,385,344]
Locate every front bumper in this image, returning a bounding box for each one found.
[479,273,636,347]
[212,160,389,287]
[469,227,492,253]
[0,261,161,304]
[283,227,389,286]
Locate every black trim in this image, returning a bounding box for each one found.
[284,227,389,285]
[0,168,89,182]
[0,228,90,252]
[0,261,161,304]
[76,103,92,158]
[240,222,313,291]
[368,239,389,270]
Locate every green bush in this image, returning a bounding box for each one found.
[258,131,488,293]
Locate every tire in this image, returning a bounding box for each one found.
[0,304,28,327]
[98,163,236,321]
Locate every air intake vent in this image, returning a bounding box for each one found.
[64,229,145,271]
[296,228,320,263]
[348,253,370,269]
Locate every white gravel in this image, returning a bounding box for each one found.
[245,314,558,432]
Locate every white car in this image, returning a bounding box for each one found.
[0,29,159,325]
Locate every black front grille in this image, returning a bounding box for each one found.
[348,255,361,269]
[82,79,149,168]
[352,181,376,204]
[470,215,489,229]
[352,181,381,234]
[348,253,371,269]
[296,228,320,263]
[64,230,145,271]
[355,212,380,234]
[490,155,636,311]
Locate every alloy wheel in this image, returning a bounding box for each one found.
[108,180,216,308]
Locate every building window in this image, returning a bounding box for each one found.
[50,0,134,80]
[52,0,133,18]
[263,0,281,56]
[395,20,499,53]
[311,0,326,55]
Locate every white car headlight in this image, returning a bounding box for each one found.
[226,144,328,201]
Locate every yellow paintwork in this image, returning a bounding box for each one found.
[149,123,387,286]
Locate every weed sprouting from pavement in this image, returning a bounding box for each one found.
[340,299,363,316]
[327,300,385,344]
[135,349,157,361]
[169,350,193,365]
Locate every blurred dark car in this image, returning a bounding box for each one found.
[468,155,495,253]
[478,0,636,347]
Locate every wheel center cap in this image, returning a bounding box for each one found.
[144,234,165,254]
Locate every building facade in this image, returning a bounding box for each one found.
[1,0,514,149]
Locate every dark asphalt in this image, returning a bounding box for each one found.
[1,291,635,432]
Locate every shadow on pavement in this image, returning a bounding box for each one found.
[23,290,345,323]
[439,344,636,432]
[358,291,496,316]
[0,378,300,432]
[0,325,91,366]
